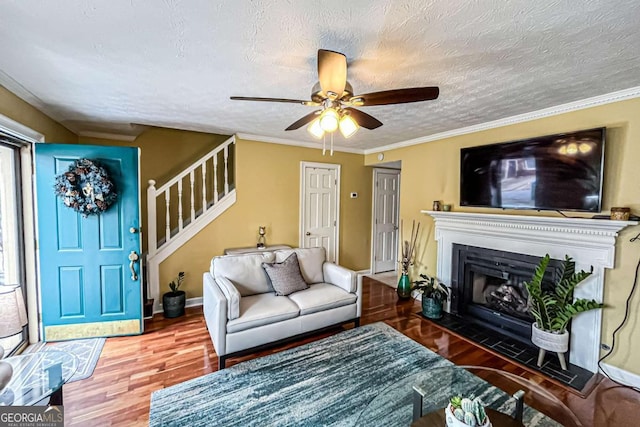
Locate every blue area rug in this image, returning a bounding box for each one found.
[149,323,559,426]
[26,338,105,382]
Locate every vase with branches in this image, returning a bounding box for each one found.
[397,220,420,299]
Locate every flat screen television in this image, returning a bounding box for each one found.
[460,128,605,212]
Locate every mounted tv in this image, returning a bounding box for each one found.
[460,128,605,212]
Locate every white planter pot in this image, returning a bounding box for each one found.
[531,322,569,352]
[445,403,491,427]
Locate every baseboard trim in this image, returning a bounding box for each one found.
[186,297,203,308]
[600,363,640,389]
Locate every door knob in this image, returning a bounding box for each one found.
[129,227,138,234]
[305,232,311,236]
[128,251,139,281]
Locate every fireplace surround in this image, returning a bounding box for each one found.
[422,211,636,373]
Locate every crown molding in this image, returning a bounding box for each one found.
[0,69,77,138]
[77,130,138,142]
[236,133,364,154]
[364,86,640,155]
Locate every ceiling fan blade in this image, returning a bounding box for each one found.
[285,110,321,131]
[344,107,383,130]
[318,49,347,99]
[230,96,311,105]
[352,87,439,106]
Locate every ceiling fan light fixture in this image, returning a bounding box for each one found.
[339,114,359,138]
[307,118,325,139]
[319,108,339,132]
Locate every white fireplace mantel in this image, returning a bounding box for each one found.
[421,210,637,373]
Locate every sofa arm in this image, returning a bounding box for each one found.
[215,276,241,320]
[203,272,228,357]
[323,262,356,293]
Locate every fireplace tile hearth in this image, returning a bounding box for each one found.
[417,312,596,393]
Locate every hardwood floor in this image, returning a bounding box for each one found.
[62,278,640,426]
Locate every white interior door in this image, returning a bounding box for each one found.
[372,169,400,273]
[300,162,340,263]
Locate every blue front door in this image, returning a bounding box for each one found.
[35,144,142,340]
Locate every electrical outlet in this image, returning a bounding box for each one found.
[601,343,611,351]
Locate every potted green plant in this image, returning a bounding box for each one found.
[413,273,449,319]
[446,395,490,427]
[524,254,603,370]
[163,272,186,318]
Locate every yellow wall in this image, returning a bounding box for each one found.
[160,137,372,297]
[6,78,638,375]
[80,128,231,249]
[0,85,77,143]
[365,97,640,375]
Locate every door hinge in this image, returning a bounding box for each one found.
[334,220,336,226]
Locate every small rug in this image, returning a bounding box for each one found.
[149,323,560,426]
[25,338,105,382]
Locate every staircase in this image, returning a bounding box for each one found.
[146,135,236,312]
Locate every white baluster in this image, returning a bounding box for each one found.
[190,170,195,223]
[147,180,158,256]
[213,154,219,204]
[224,145,230,195]
[202,161,207,212]
[165,189,171,243]
[177,180,183,231]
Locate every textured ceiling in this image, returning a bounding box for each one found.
[1,0,640,150]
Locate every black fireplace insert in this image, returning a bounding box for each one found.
[450,244,564,345]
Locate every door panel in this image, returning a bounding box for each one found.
[35,144,142,340]
[373,170,400,273]
[301,163,339,263]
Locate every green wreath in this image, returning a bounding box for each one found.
[54,158,118,216]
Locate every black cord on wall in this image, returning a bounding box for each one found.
[597,244,640,392]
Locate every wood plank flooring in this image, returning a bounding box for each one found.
[62,278,640,426]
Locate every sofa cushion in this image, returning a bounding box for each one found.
[262,253,309,296]
[226,293,300,334]
[275,247,325,284]
[212,252,275,296]
[287,283,357,316]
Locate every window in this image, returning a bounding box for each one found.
[0,138,28,355]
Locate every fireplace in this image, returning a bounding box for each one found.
[423,210,635,373]
[449,244,564,345]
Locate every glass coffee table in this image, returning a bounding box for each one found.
[0,350,77,406]
[356,365,582,427]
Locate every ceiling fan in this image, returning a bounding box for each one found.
[230,49,439,146]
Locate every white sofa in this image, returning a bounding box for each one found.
[203,247,362,369]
